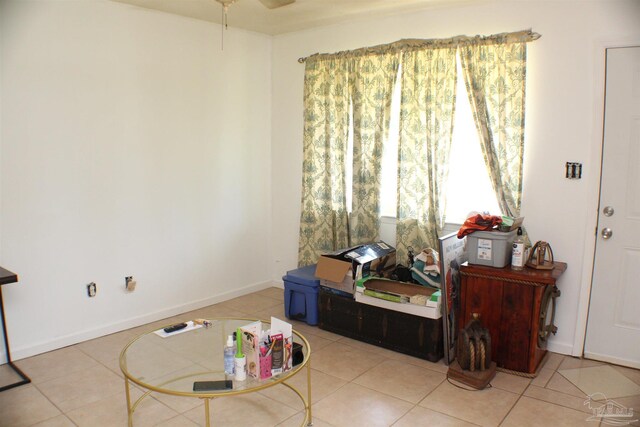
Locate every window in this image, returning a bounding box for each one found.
[444,57,501,224]
[351,57,501,224]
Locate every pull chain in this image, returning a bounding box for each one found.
[221,5,225,50]
[218,0,235,51]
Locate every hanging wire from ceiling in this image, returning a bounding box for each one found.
[216,0,237,51]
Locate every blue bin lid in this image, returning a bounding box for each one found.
[283,264,320,288]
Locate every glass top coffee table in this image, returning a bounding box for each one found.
[119,317,312,427]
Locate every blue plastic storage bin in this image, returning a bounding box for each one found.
[283,264,319,326]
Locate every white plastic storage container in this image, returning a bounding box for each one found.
[466,230,517,268]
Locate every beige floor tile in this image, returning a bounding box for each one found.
[259,367,347,409]
[403,356,450,374]
[612,364,640,387]
[606,394,640,427]
[530,367,555,388]
[299,332,333,352]
[65,387,178,427]
[155,415,201,427]
[253,303,287,322]
[524,385,592,414]
[337,336,408,359]
[277,411,335,427]
[393,406,480,427]
[546,372,588,399]
[0,363,23,386]
[311,341,386,382]
[559,365,640,399]
[312,382,413,427]
[99,355,125,378]
[501,396,594,427]
[30,415,76,427]
[223,293,283,314]
[290,323,343,341]
[378,351,449,374]
[186,304,251,320]
[490,371,531,394]
[150,392,204,415]
[419,380,519,426]
[354,359,446,403]
[0,385,61,427]
[541,352,565,371]
[14,346,100,384]
[255,287,284,301]
[37,364,124,412]
[558,356,604,370]
[76,329,137,364]
[182,391,297,427]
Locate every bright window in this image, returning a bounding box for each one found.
[348,57,501,224]
[444,58,501,224]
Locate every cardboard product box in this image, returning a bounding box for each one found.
[315,242,396,296]
[240,321,262,379]
[355,278,442,319]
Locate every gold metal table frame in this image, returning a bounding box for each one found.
[119,317,312,427]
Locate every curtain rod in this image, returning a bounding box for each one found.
[297,29,541,63]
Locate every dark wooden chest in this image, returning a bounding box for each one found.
[318,289,443,362]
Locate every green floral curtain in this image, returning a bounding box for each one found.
[396,47,457,263]
[459,39,528,218]
[298,32,537,266]
[297,57,351,266]
[349,53,400,245]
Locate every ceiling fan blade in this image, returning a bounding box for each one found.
[258,0,295,9]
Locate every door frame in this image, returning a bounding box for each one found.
[573,39,640,358]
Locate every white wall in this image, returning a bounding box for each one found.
[271,1,640,355]
[0,0,272,360]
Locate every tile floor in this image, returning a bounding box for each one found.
[1,287,639,427]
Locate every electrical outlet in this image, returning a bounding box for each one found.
[125,276,136,292]
[87,282,97,297]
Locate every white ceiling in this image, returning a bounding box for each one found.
[110,0,480,35]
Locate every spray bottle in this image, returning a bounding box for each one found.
[511,227,525,270]
[224,335,235,376]
[234,327,246,381]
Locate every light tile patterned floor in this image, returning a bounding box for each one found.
[1,286,638,427]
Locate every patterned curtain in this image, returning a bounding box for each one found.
[396,47,457,263]
[297,57,351,266]
[349,53,400,245]
[459,39,527,218]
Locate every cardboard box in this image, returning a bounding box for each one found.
[355,278,441,319]
[315,242,396,296]
[240,321,262,379]
[241,318,293,380]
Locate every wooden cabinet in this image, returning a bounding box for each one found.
[459,262,566,374]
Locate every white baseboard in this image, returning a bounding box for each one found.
[11,280,279,361]
[546,340,573,356]
[583,352,640,369]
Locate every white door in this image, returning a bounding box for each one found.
[584,47,640,369]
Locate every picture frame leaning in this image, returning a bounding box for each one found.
[438,232,468,365]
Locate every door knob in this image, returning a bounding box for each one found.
[603,206,614,217]
[601,228,613,240]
